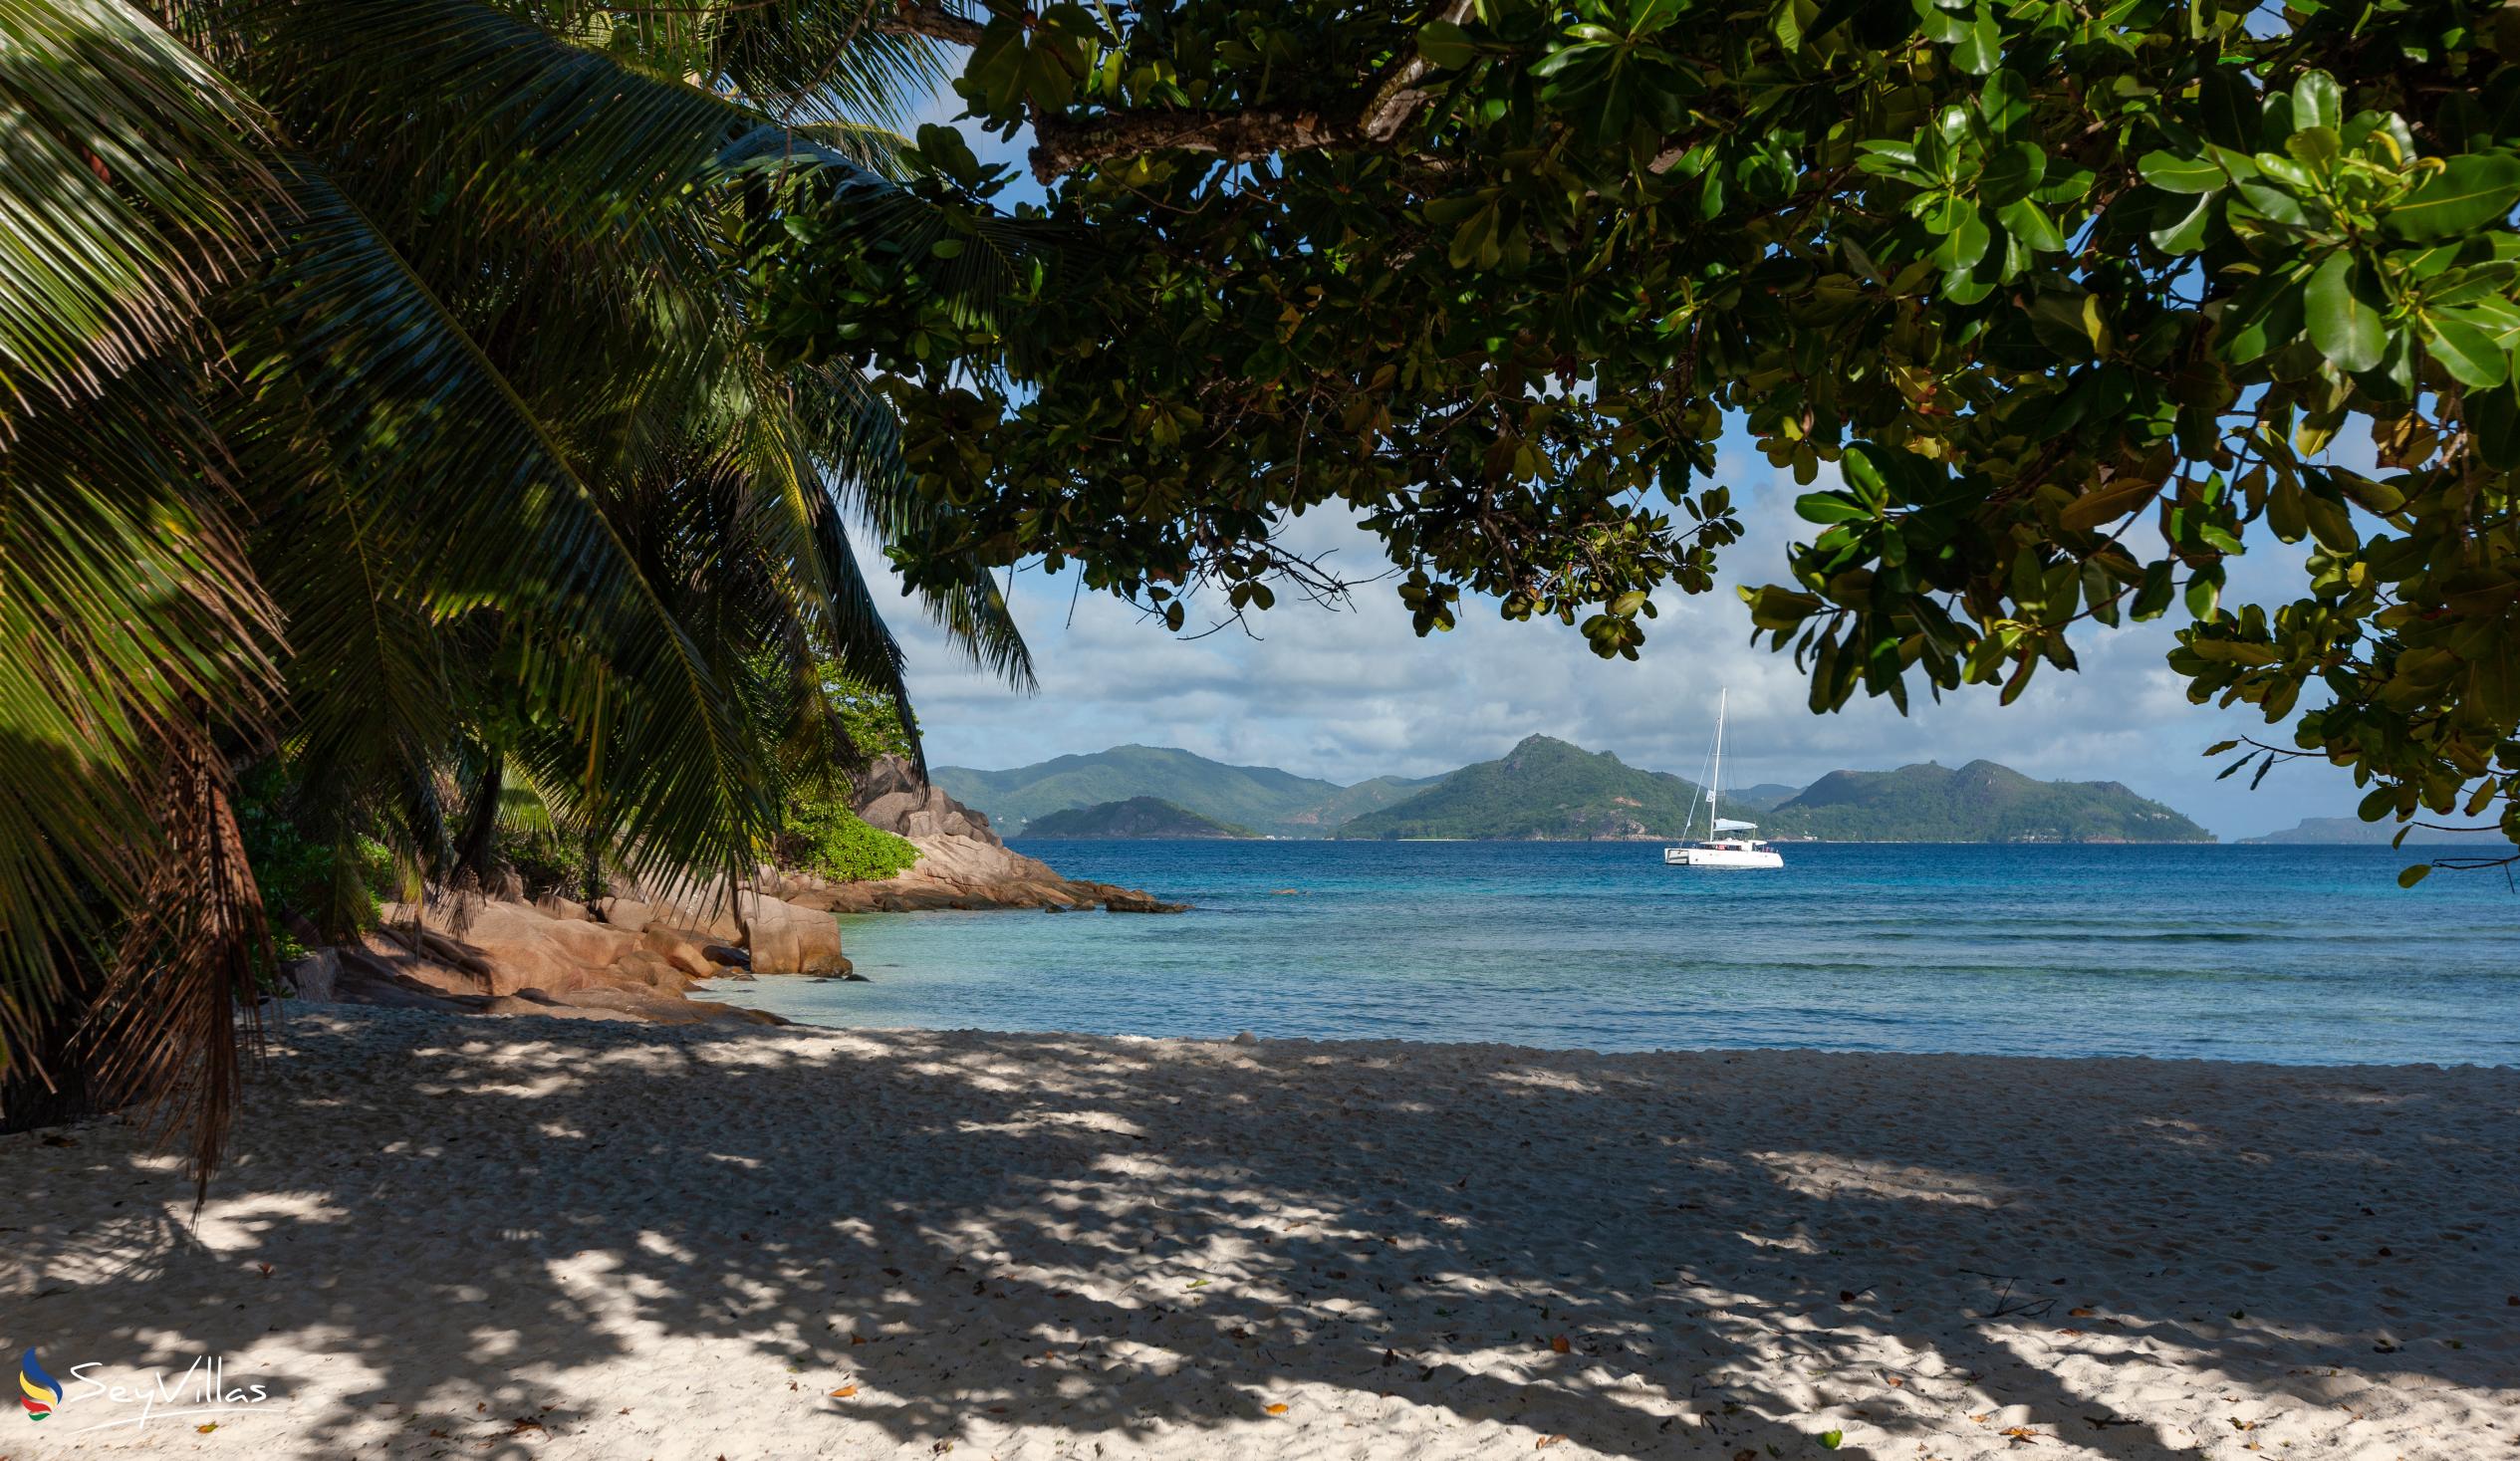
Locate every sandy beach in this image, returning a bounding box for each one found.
[5,1008,2515,1460]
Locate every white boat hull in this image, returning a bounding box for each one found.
[1663,845,1784,869]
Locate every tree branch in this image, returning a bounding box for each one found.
[1357,0,1476,142]
[875,0,985,48]
[1027,2,1480,179]
[1030,107,1357,180]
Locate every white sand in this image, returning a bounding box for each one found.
[5,1009,2515,1460]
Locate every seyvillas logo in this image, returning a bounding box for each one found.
[9,1350,275,1434]
[19,1349,63,1420]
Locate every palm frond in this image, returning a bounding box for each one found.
[0,0,263,413]
[243,155,776,892]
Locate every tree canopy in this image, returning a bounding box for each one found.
[763,0,2520,862]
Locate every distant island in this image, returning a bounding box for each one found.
[950,736,2215,844]
[1336,735,1748,840]
[936,745,1444,839]
[2240,816,2503,846]
[1021,797,1255,839]
[1763,761,2210,844]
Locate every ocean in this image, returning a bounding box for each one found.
[704,841,2520,1066]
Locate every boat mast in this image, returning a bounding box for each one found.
[1709,688,1725,841]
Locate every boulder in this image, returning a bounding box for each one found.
[739,891,847,975]
[639,924,724,980]
[611,949,692,992]
[852,756,1002,844]
[406,900,598,996]
[534,893,591,922]
[596,897,656,934]
[539,917,638,970]
[285,947,341,1002]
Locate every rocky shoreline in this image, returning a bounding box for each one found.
[283,760,1183,1026]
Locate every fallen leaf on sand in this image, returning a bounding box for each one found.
[1732,1450,1757,1461]
[1264,1402,1290,1415]
[830,1387,858,1399]
[1549,1335,1572,1354]
[851,1335,869,1345]
[1998,1425,2046,1442]
[2068,1307,2093,1318]
[1969,1414,1991,1424]
[1886,1376,1903,1387]
[196,1423,218,1434]
[1536,1435,1565,1449]
[510,1418,547,1435]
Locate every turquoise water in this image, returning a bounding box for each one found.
[706,842,2520,1065]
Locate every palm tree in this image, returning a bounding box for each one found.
[0,0,1014,1183]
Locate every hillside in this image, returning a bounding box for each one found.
[1019,798,1256,839]
[1726,783,1803,812]
[1335,735,1756,840]
[1760,761,2212,843]
[1277,774,1452,834]
[933,746,1345,837]
[2240,816,2504,846]
[934,746,1451,838]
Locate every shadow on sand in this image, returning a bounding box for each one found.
[9,1008,2516,1458]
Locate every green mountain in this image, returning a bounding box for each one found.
[1276,774,1451,834]
[2239,816,2501,846]
[1727,783,1803,812]
[931,745,1443,839]
[1020,798,1256,839]
[1336,735,1750,840]
[1760,760,2212,843]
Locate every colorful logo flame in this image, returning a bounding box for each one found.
[19,1349,63,1420]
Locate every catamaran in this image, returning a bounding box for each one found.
[1663,688,1785,869]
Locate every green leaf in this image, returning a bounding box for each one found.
[2419,313,2509,386]
[2306,252,2385,372]
[2398,863,2432,888]
[2293,69,2342,132]
[2148,191,2215,253]
[1978,68,2030,132]
[1417,19,1476,69]
[1951,5,1999,75]
[1996,197,2064,252]
[2471,379,2520,468]
[2385,153,2520,241]
[1796,492,1875,524]
[1821,1431,1845,1451]
[2139,149,2225,194]
[1981,141,2046,205]
[1932,203,1991,271]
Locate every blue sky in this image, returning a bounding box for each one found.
[860,82,2364,842]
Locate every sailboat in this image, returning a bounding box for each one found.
[1663,688,1785,869]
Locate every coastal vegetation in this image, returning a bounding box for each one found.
[0,0,1022,1170]
[1019,798,1257,839]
